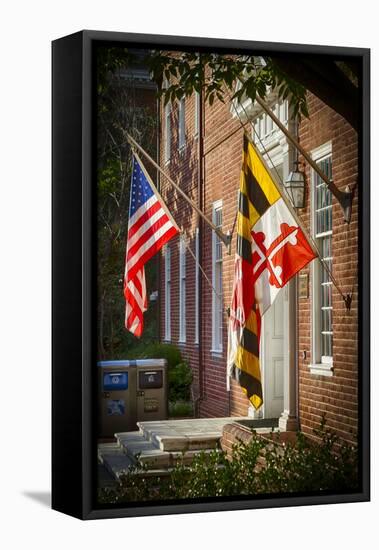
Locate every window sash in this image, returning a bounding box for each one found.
[178,98,186,149]
[179,237,186,342]
[195,228,199,344]
[194,92,200,137]
[164,246,171,341]
[212,203,223,352]
[312,153,333,364]
[165,102,171,162]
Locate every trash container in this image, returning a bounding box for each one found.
[136,359,168,422]
[98,360,137,438]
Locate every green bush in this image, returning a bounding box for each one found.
[168,400,194,418]
[168,362,193,402]
[98,417,359,504]
[128,342,183,370]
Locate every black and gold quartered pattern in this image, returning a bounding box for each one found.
[236,134,280,264]
[232,305,263,409]
[231,134,280,410]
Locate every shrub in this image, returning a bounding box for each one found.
[168,400,194,418]
[128,342,183,370]
[98,417,358,504]
[168,361,193,402]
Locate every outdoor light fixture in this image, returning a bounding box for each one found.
[285,160,306,208]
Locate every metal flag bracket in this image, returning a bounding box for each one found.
[342,293,353,311]
[126,132,233,254]
[253,95,356,225]
[329,180,355,224]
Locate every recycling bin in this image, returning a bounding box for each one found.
[136,359,168,422]
[98,360,137,438]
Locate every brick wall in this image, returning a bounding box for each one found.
[297,93,359,444]
[158,89,359,443]
[159,91,251,417]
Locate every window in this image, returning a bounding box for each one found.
[179,236,186,342]
[178,98,186,150]
[195,228,200,344]
[194,92,200,137]
[311,145,333,375]
[164,245,171,341]
[265,113,273,135]
[164,101,171,163]
[212,201,223,352]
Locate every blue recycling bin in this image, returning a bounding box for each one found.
[98,360,137,438]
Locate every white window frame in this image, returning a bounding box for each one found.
[164,245,171,341]
[194,92,200,138]
[310,142,333,377]
[179,235,186,343]
[195,228,200,344]
[164,101,171,163]
[178,97,186,150]
[211,200,223,354]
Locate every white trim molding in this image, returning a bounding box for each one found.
[194,227,200,345]
[309,363,334,377]
[178,97,186,151]
[194,92,200,139]
[309,142,334,377]
[211,200,223,353]
[164,100,171,164]
[179,235,186,343]
[164,245,171,342]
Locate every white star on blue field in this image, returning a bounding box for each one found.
[129,157,154,217]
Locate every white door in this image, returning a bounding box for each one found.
[262,289,284,418]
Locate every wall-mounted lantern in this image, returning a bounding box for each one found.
[285,160,306,209]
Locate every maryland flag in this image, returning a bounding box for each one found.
[227,134,317,409]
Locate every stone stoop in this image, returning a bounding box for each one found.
[137,418,246,451]
[117,431,173,469]
[98,443,135,481]
[97,417,244,481]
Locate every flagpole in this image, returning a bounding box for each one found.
[132,150,181,233]
[243,130,348,304]
[243,130,319,256]
[226,91,350,305]
[126,133,232,252]
[136,148,223,302]
[254,95,354,223]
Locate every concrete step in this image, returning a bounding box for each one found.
[117,431,172,468]
[114,431,223,469]
[98,443,134,480]
[153,433,221,452]
[98,442,172,480]
[137,420,226,451]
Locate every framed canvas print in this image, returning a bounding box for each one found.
[52,30,370,520]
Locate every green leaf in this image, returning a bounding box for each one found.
[216,91,225,103]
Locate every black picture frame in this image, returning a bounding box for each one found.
[52,30,370,520]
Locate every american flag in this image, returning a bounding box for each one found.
[124,154,179,337]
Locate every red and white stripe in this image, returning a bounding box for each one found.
[124,187,178,337]
[124,269,147,337]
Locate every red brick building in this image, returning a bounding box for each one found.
[158,83,358,444]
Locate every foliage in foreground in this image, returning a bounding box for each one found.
[98,417,359,504]
[168,400,194,418]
